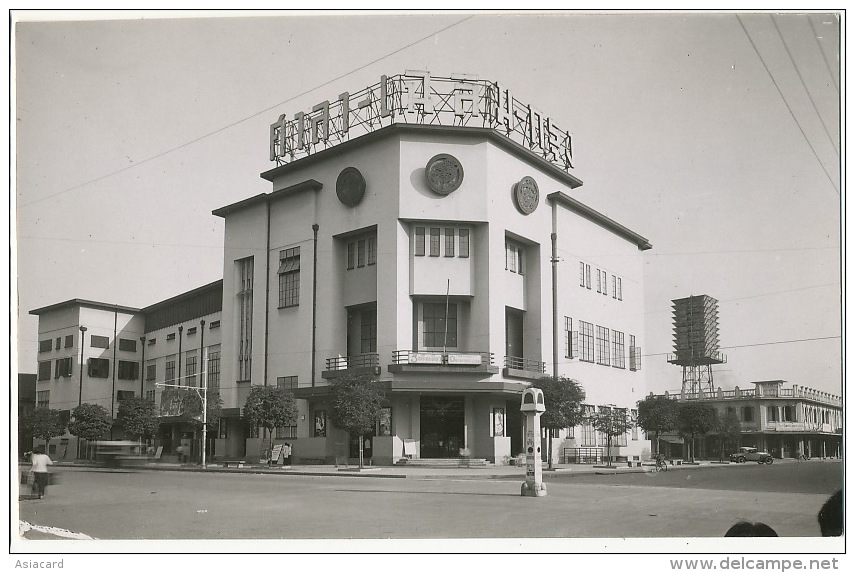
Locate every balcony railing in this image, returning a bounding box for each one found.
[392,350,493,366]
[503,356,546,374]
[325,353,379,371]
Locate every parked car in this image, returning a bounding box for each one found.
[730,446,774,464]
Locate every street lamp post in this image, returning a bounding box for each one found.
[77,326,87,459]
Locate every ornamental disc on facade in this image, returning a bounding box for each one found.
[336,167,366,207]
[425,154,464,196]
[514,176,539,214]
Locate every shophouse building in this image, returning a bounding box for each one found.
[651,380,842,460]
[212,72,653,465]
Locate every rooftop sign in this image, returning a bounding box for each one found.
[269,71,575,173]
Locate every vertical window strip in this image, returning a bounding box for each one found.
[612,330,625,368]
[596,325,610,366]
[429,228,440,256]
[444,228,455,257]
[347,242,356,269]
[415,227,425,256]
[612,275,617,299]
[580,262,586,287]
[579,321,594,362]
[357,239,366,267]
[459,229,470,257]
[585,264,591,289]
[367,236,376,265]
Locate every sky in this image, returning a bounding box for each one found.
[12,10,842,399]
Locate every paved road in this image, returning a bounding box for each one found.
[16,460,841,543]
[547,459,843,494]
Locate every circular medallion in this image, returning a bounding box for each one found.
[425,154,464,196]
[514,176,539,214]
[336,167,366,207]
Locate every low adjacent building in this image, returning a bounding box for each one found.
[652,380,842,460]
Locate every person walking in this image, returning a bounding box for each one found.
[30,447,53,499]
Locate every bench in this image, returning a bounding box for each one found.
[220,460,246,468]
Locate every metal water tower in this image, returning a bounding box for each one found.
[667,294,727,394]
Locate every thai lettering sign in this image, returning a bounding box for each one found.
[270,71,575,173]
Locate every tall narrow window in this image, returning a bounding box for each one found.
[165,357,176,382]
[580,262,586,287]
[423,303,457,348]
[208,351,221,392]
[146,364,156,381]
[602,271,608,296]
[612,330,625,368]
[429,228,441,256]
[367,236,377,265]
[357,239,366,267]
[617,277,623,300]
[612,275,617,299]
[360,310,377,353]
[64,335,74,348]
[415,227,425,256]
[585,264,591,289]
[444,228,455,257]
[347,242,356,269]
[237,257,254,383]
[459,229,470,258]
[564,317,577,359]
[186,355,197,387]
[596,269,602,293]
[579,321,594,363]
[278,247,300,307]
[596,326,610,366]
[37,390,50,409]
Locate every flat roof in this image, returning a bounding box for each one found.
[30,299,141,316]
[140,279,224,313]
[547,191,652,251]
[259,123,585,188]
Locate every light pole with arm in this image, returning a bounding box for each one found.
[77,326,87,458]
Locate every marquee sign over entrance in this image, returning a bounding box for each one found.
[269,71,575,174]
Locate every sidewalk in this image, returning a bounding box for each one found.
[31,457,804,480]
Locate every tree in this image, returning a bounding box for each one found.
[117,398,160,442]
[677,402,718,463]
[328,374,385,469]
[22,407,66,450]
[636,394,679,456]
[530,376,586,469]
[243,385,298,463]
[590,406,631,467]
[68,403,113,459]
[714,409,742,462]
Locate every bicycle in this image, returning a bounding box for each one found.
[652,455,668,474]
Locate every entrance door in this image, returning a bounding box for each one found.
[420,397,465,458]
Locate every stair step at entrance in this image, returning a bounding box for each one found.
[396,458,490,467]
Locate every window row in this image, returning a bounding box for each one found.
[564,318,641,370]
[579,262,623,300]
[145,321,220,347]
[38,335,142,353]
[38,358,142,380]
[346,236,377,270]
[414,226,470,258]
[145,351,220,388]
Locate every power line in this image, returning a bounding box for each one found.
[735,14,839,195]
[770,14,839,156]
[807,14,840,94]
[17,15,476,210]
